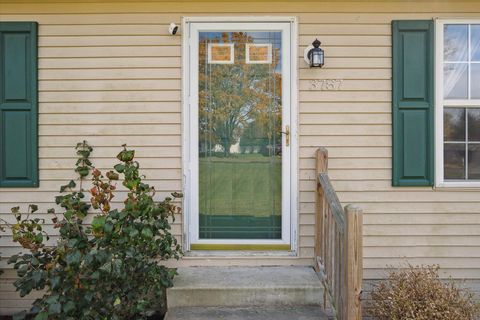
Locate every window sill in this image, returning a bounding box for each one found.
[435,182,480,189]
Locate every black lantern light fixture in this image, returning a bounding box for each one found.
[306,39,324,68]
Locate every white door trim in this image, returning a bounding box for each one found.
[181,17,298,252]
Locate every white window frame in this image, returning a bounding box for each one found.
[181,17,299,251]
[435,19,480,188]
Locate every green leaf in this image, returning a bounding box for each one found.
[67,238,79,248]
[63,300,76,314]
[34,312,48,320]
[114,297,121,306]
[141,227,153,239]
[94,250,108,263]
[104,221,114,234]
[29,204,39,213]
[31,257,39,266]
[64,210,73,220]
[124,180,134,190]
[67,180,76,189]
[55,195,63,205]
[114,163,125,173]
[129,228,139,238]
[66,250,81,266]
[32,270,43,285]
[17,264,28,277]
[7,255,19,264]
[92,216,106,232]
[100,261,112,272]
[34,233,43,244]
[122,150,135,162]
[91,271,100,280]
[84,291,94,302]
[48,302,62,314]
[76,210,87,220]
[76,166,89,177]
[113,259,123,275]
[50,275,61,289]
[117,148,135,162]
[45,295,59,304]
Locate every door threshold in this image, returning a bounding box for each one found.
[185,250,296,258]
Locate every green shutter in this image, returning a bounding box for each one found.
[0,22,38,187]
[392,20,434,186]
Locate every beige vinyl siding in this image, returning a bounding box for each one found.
[1,0,480,315]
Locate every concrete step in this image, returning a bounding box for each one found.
[165,306,330,320]
[166,266,323,308]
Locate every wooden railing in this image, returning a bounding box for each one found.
[315,147,363,320]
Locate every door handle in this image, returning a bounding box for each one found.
[281,125,290,147]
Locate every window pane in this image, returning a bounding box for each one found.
[468,144,480,179]
[444,143,466,179]
[468,109,480,141]
[471,25,480,61]
[444,108,465,141]
[444,24,468,61]
[444,63,468,99]
[471,64,480,99]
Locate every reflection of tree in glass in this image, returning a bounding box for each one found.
[444,38,459,61]
[444,111,453,141]
[444,25,468,61]
[468,109,480,142]
[199,32,281,157]
[444,108,465,142]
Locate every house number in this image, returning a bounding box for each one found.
[309,79,343,91]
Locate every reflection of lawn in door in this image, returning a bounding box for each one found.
[199,154,282,217]
[199,154,282,239]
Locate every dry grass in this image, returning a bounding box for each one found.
[369,265,480,320]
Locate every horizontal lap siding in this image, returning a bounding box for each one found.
[1,0,480,314]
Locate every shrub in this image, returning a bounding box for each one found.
[4,142,182,319]
[369,264,479,320]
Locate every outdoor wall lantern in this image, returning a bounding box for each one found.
[304,39,324,68]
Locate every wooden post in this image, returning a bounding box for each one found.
[316,147,328,175]
[315,148,328,272]
[344,204,363,320]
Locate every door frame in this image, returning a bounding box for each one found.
[181,16,298,253]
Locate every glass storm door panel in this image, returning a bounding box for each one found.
[195,28,289,242]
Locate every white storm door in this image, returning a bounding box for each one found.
[184,20,296,249]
